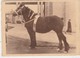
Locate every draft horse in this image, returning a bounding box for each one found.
[13,3,70,52]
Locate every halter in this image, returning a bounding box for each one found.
[15,5,25,15]
[15,5,34,23]
[15,5,39,32]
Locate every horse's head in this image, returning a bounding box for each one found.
[13,2,37,22]
[12,2,25,16]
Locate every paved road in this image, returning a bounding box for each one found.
[6,23,76,54]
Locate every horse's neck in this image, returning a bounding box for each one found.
[22,14,29,22]
[22,6,38,22]
[22,12,29,22]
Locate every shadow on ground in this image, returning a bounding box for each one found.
[6,35,76,54]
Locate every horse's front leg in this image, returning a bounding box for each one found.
[29,30,36,49]
[30,32,36,49]
[26,27,36,49]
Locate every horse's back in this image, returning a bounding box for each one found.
[36,15,64,33]
[45,16,64,32]
[40,15,64,28]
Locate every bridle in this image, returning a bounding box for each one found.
[15,6,34,23]
[15,5,39,31]
[15,5,25,15]
[15,5,35,24]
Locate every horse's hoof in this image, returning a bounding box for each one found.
[65,50,68,53]
[63,51,68,53]
[65,47,70,53]
[65,44,70,53]
[57,49,63,53]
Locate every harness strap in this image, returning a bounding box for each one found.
[24,15,39,32]
[28,10,31,17]
[15,6,25,15]
[33,15,39,32]
[25,18,34,24]
[30,12,35,19]
[15,5,39,32]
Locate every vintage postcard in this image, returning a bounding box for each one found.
[2,0,80,56]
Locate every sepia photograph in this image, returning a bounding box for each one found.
[2,0,80,56]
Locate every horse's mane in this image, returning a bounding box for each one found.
[24,6,38,19]
[25,6,34,13]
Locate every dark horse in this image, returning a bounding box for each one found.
[13,3,69,52]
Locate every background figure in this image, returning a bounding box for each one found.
[66,19,72,33]
[10,10,15,24]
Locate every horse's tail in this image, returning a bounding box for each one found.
[60,18,65,26]
[61,18,64,20]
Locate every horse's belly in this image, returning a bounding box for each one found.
[36,28,51,33]
[36,23,51,33]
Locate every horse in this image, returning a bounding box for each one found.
[13,3,69,52]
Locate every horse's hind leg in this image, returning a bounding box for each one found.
[57,32,70,52]
[61,32,70,52]
[56,32,63,51]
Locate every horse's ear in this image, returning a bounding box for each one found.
[20,2,25,6]
[26,7,30,10]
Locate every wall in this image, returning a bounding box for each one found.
[65,2,77,32]
[52,2,77,32]
[53,2,64,18]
